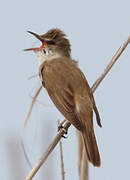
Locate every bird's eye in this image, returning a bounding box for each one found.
[46,40,55,45]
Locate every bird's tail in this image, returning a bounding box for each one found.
[82,127,101,167]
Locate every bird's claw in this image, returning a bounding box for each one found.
[58,120,66,131]
[62,127,68,138]
[58,122,68,138]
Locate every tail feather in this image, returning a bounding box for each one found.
[82,128,101,167]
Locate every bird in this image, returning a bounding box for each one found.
[24,28,102,167]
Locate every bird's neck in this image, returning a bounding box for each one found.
[35,48,62,66]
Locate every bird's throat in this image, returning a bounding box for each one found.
[35,49,61,66]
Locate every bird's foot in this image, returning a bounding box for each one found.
[58,120,66,131]
[58,120,68,138]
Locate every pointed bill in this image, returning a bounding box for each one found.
[24,31,45,51]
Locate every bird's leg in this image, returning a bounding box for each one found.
[58,119,68,138]
[58,119,66,130]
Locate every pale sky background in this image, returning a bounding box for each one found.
[0,0,130,180]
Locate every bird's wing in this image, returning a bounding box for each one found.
[40,60,82,130]
[80,73,102,127]
[88,88,102,127]
[39,58,101,129]
[48,86,82,130]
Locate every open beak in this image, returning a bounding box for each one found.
[24,31,45,51]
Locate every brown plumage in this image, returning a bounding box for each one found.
[39,57,101,166]
[41,29,71,57]
[26,28,102,167]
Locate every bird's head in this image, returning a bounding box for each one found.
[24,29,71,65]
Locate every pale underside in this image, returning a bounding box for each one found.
[35,48,61,66]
